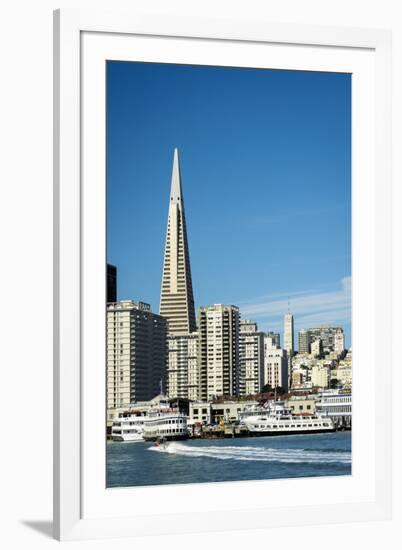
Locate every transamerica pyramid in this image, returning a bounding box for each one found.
[159,148,196,335]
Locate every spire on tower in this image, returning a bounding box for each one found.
[170,147,182,203]
[159,148,196,336]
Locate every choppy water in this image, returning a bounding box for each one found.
[106,431,351,488]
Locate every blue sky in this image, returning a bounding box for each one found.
[107,61,351,348]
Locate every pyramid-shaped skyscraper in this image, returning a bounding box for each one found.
[159,148,196,335]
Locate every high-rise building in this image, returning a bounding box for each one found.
[309,326,344,354]
[239,320,264,396]
[263,346,288,392]
[198,304,240,400]
[106,300,167,410]
[166,333,199,400]
[334,328,345,354]
[284,312,294,355]
[159,148,196,336]
[107,263,117,303]
[266,331,281,348]
[298,329,310,354]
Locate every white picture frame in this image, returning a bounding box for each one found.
[53,8,392,541]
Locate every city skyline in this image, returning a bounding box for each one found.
[107,61,351,346]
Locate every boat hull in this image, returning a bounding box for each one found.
[111,435,145,442]
[246,428,336,437]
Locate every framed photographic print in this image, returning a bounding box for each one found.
[54,8,392,541]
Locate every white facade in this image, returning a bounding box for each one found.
[311,338,322,357]
[167,332,199,400]
[316,391,352,421]
[159,148,196,336]
[106,301,167,412]
[239,320,264,396]
[311,364,330,388]
[198,304,240,400]
[188,401,211,425]
[263,346,288,392]
[284,312,294,355]
[334,328,345,354]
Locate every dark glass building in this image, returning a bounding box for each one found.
[107,263,117,303]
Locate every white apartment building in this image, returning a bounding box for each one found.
[167,332,199,400]
[264,346,288,392]
[239,320,264,396]
[198,304,240,400]
[106,300,167,412]
[311,364,330,388]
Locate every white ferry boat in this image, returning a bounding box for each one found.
[143,410,188,441]
[241,401,335,436]
[111,415,146,442]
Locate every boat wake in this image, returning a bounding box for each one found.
[149,442,351,464]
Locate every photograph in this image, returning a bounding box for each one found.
[105,60,352,488]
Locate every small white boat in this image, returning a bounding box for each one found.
[154,436,170,451]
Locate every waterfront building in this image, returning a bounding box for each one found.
[198,304,240,400]
[211,400,258,424]
[263,346,288,392]
[106,300,167,411]
[188,401,212,425]
[298,329,310,354]
[316,390,352,428]
[286,395,317,414]
[159,148,196,336]
[284,311,294,355]
[239,320,264,396]
[166,332,199,400]
[107,263,117,303]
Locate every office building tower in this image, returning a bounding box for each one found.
[309,326,344,354]
[334,328,345,354]
[284,311,294,355]
[159,148,196,335]
[107,263,117,303]
[298,329,311,354]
